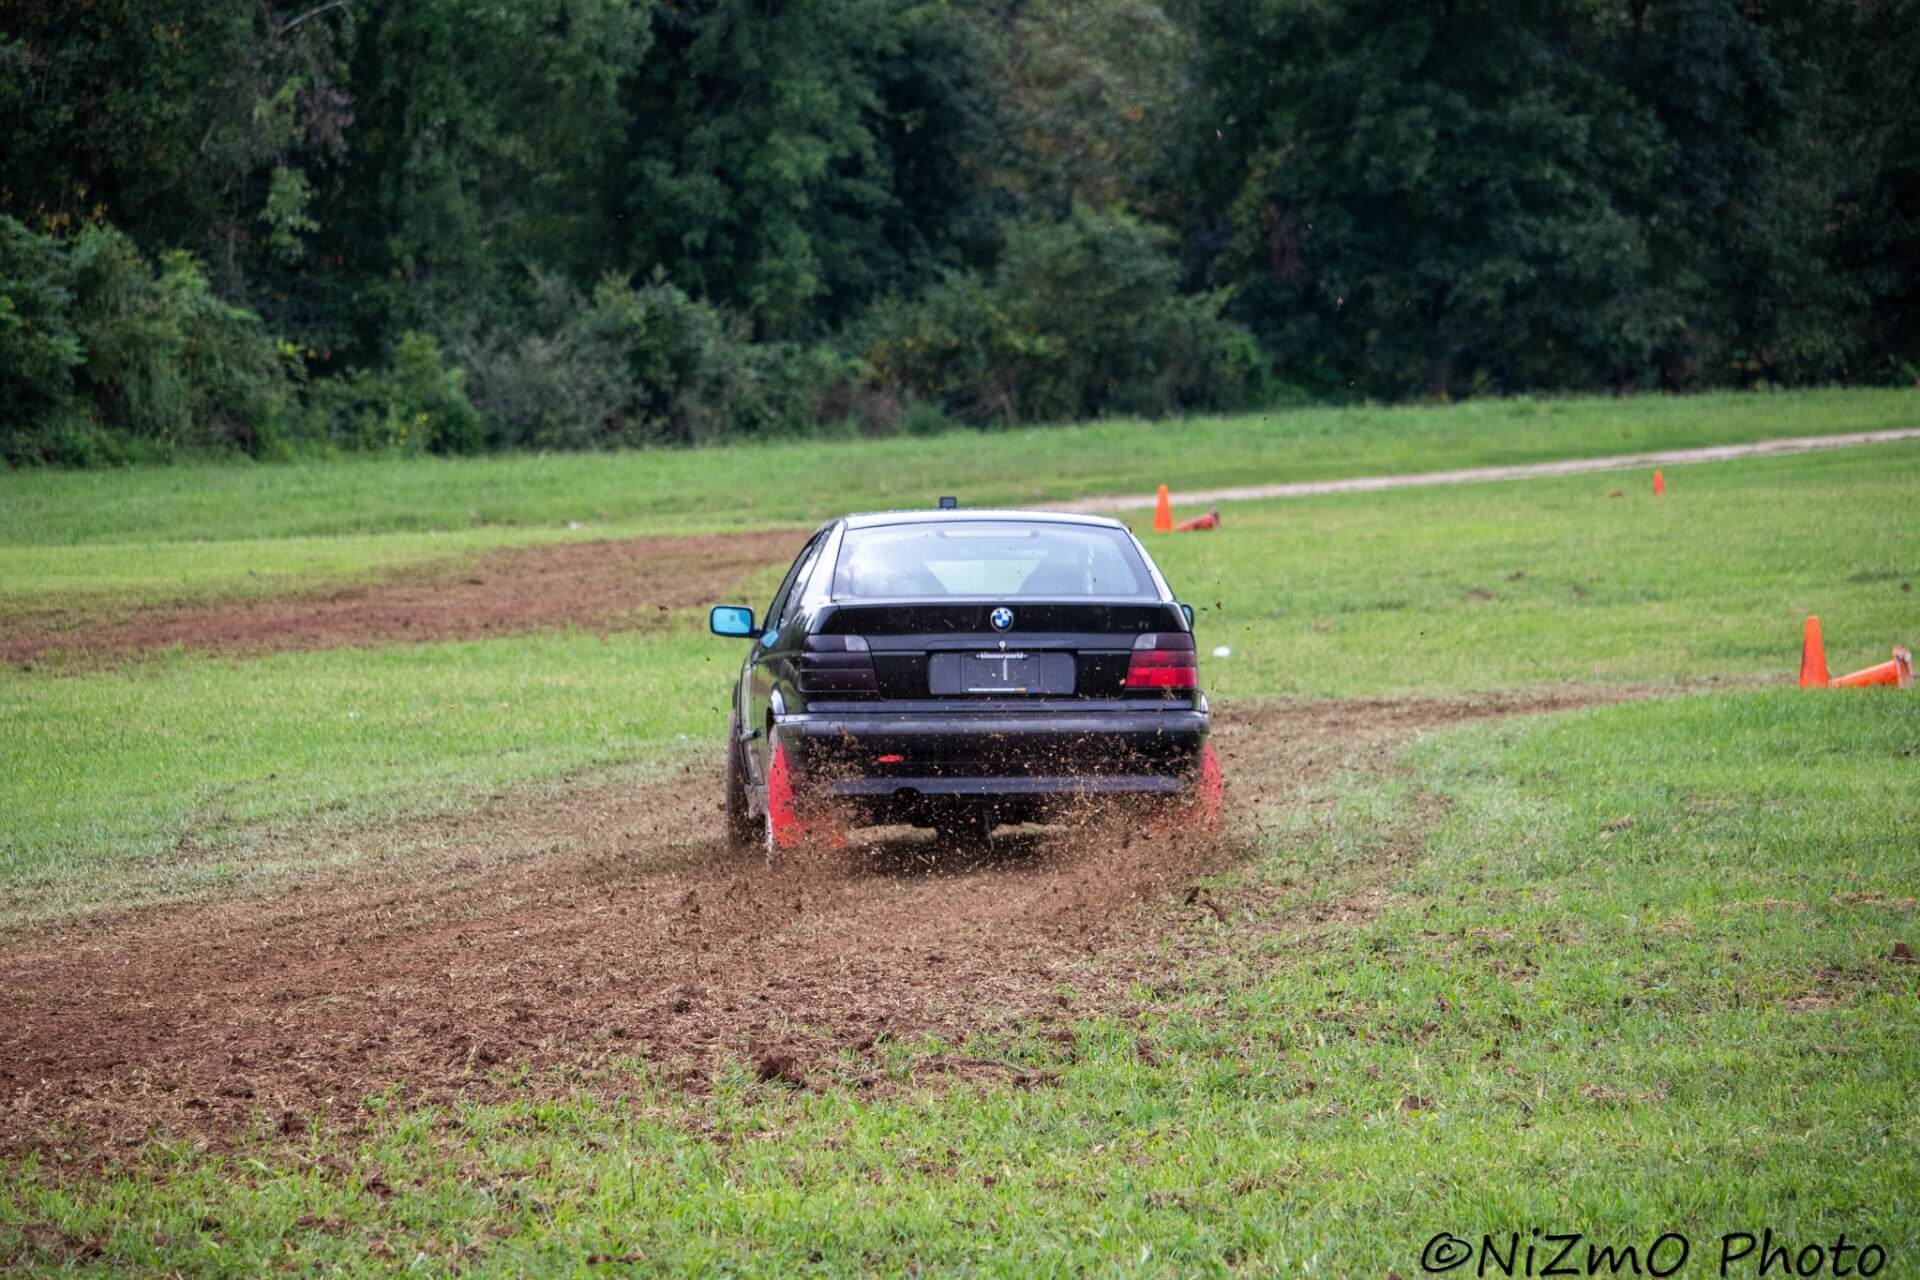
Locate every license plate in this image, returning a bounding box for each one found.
[928,651,1076,695]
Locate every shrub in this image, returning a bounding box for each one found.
[301,332,483,455]
[3,208,1272,465]
[454,272,862,448]
[1,217,293,465]
[0,222,87,442]
[856,205,1263,426]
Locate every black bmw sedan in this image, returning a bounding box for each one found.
[708,506,1221,854]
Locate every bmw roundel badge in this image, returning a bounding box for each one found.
[989,606,1015,632]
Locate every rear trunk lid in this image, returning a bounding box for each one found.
[813,601,1189,699]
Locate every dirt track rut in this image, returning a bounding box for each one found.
[3,529,804,668]
[0,691,1647,1161]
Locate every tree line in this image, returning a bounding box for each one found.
[3,0,1915,465]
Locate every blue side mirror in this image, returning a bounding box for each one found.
[1180,602,1194,628]
[710,605,756,637]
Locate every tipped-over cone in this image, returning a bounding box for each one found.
[1832,647,1914,689]
[1174,508,1221,532]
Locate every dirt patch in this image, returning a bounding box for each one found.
[2,528,805,668]
[0,690,1648,1163]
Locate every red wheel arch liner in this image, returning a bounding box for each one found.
[765,732,847,852]
[1194,741,1224,831]
[765,734,804,851]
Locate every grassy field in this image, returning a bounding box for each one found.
[3,436,1914,926]
[4,692,1914,1274]
[0,631,721,925]
[1,387,1913,614]
[2,390,1916,1275]
[1152,440,1917,699]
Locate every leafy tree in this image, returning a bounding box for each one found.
[0,217,87,443]
[615,0,998,338]
[1739,0,1920,383]
[1183,0,1920,396]
[302,329,481,454]
[1607,0,1846,386]
[319,0,653,357]
[5,0,1917,467]
[972,0,1192,216]
[0,0,353,295]
[1188,0,1679,397]
[0,217,292,464]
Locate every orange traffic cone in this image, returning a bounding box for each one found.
[1832,647,1915,688]
[1798,615,1830,687]
[1152,484,1173,533]
[1174,508,1221,532]
[1653,469,1665,496]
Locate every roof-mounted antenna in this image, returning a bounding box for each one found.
[938,496,958,509]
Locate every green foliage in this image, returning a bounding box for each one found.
[1760,0,1920,381]
[980,0,1193,214]
[861,206,1263,423]
[1185,0,1920,398]
[0,219,87,434]
[4,0,1918,464]
[0,217,292,465]
[1190,0,1661,397]
[617,0,998,339]
[580,275,811,443]
[0,0,353,294]
[259,165,319,264]
[303,331,483,455]
[330,0,652,345]
[451,271,860,448]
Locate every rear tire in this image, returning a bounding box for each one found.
[723,711,756,851]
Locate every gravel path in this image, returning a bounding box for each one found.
[1052,427,1920,514]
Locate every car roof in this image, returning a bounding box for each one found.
[839,508,1131,531]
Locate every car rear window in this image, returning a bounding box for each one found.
[832,521,1151,598]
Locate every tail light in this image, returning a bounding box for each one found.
[1126,632,1198,691]
[800,634,878,694]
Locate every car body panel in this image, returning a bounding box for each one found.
[715,509,1209,834]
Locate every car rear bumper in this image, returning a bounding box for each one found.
[776,703,1209,814]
